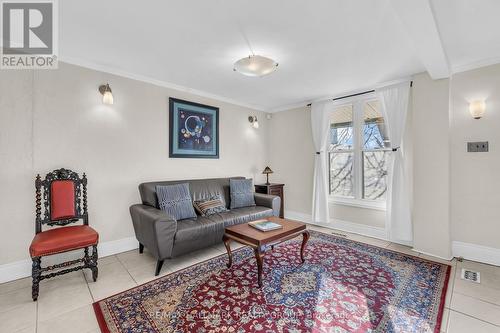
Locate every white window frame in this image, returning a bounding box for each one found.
[328,92,388,211]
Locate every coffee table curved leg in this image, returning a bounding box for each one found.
[223,234,232,268]
[300,230,310,263]
[254,247,265,287]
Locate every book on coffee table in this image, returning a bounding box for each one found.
[248,219,283,232]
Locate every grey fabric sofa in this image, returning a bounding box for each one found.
[129,177,281,275]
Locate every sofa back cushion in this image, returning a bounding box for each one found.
[230,178,256,209]
[156,183,197,220]
[139,177,245,209]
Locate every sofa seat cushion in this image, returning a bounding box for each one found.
[30,225,99,257]
[174,217,225,244]
[174,206,273,245]
[213,206,274,227]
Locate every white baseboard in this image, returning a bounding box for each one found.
[285,210,388,241]
[285,211,313,224]
[0,237,138,284]
[452,241,500,267]
[412,248,454,261]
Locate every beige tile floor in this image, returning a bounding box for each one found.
[1,224,499,333]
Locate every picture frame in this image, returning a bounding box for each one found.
[169,97,219,159]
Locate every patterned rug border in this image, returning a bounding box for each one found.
[93,230,451,333]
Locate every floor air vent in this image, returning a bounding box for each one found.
[461,268,481,283]
[331,232,347,238]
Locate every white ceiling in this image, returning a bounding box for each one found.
[59,0,500,111]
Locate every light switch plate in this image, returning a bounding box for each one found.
[467,141,489,152]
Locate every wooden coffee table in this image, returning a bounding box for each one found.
[222,217,309,287]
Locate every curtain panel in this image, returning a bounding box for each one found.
[311,101,333,224]
[376,82,412,244]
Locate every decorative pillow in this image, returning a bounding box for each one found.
[193,195,228,216]
[230,179,256,209]
[156,183,197,220]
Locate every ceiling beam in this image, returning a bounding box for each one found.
[389,0,450,79]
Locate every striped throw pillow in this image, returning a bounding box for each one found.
[193,196,228,216]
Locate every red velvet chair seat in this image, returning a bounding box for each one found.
[30,225,99,257]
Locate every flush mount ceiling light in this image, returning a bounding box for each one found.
[233,55,278,77]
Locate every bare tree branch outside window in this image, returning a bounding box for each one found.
[329,100,390,202]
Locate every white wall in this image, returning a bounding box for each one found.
[268,66,500,261]
[411,73,452,258]
[0,62,269,265]
[2,61,500,272]
[450,64,500,250]
[0,70,35,266]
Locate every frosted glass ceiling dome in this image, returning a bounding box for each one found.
[233,55,278,77]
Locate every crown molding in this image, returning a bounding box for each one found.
[451,57,500,75]
[58,56,265,112]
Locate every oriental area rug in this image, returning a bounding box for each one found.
[93,231,450,333]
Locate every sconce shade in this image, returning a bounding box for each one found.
[469,100,485,119]
[248,115,259,128]
[99,84,114,105]
[262,166,274,174]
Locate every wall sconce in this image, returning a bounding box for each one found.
[469,100,485,119]
[248,115,259,128]
[99,83,114,105]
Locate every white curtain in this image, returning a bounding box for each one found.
[376,82,412,244]
[311,100,332,224]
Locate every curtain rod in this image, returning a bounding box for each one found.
[306,80,413,107]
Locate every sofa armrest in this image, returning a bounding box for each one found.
[254,193,281,217]
[129,204,178,260]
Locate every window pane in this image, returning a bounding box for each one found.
[330,104,353,151]
[363,101,390,149]
[329,152,354,198]
[363,151,390,200]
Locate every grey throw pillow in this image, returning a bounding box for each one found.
[230,179,256,209]
[156,183,197,220]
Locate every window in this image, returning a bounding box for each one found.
[329,95,390,208]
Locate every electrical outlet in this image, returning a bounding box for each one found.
[467,141,489,152]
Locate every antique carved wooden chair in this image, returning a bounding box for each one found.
[29,168,99,301]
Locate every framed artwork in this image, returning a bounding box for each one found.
[169,98,219,158]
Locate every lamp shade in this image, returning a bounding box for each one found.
[262,166,273,174]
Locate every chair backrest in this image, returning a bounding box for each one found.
[35,168,88,234]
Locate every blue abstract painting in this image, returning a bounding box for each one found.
[169,98,219,158]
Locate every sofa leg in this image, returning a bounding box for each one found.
[155,260,164,276]
[139,243,144,254]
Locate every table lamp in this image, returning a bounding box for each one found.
[262,166,274,185]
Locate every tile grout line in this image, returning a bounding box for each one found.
[452,290,500,308]
[115,254,140,286]
[35,298,38,333]
[448,267,457,309]
[449,309,500,327]
[83,267,96,303]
